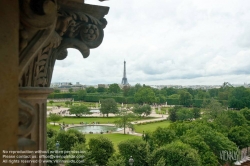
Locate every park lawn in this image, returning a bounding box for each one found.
[57,117,120,124]
[57,117,156,125]
[85,133,139,151]
[134,120,171,133]
[47,124,60,130]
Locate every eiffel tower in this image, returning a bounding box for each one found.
[121,61,129,85]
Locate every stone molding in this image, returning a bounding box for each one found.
[17,0,109,155]
[19,0,109,87]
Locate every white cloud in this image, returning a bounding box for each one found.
[52,0,250,85]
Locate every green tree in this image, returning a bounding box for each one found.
[228,126,250,149]
[148,141,201,166]
[108,83,121,93]
[150,127,176,148]
[114,112,135,134]
[166,87,177,96]
[49,100,54,105]
[228,86,250,109]
[182,124,237,164]
[123,85,130,97]
[55,129,86,152]
[66,143,96,166]
[240,107,250,121]
[86,86,96,93]
[107,154,126,166]
[48,113,62,125]
[176,108,193,121]
[134,87,156,104]
[68,105,91,117]
[157,94,166,104]
[192,108,201,119]
[47,137,58,166]
[97,86,106,93]
[100,98,119,117]
[88,136,115,166]
[65,101,72,107]
[181,135,218,166]
[168,106,181,122]
[205,98,224,119]
[54,89,60,93]
[167,94,180,99]
[118,138,148,166]
[69,88,73,93]
[76,89,86,101]
[179,91,192,107]
[132,104,152,117]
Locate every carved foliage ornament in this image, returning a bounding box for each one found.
[19,0,109,87]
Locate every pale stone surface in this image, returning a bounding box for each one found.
[0,1,109,165]
[0,1,19,165]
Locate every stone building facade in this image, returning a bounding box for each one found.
[0,0,109,165]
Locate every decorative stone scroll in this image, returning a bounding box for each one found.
[18,0,109,155]
[19,0,109,87]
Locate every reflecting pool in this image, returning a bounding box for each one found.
[70,125,122,133]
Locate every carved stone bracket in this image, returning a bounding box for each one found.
[18,0,109,156]
[19,0,109,87]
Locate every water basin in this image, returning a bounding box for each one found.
[70,125,122,133]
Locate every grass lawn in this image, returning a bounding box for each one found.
[134,120,171,133]
[85,133,139,151]
[47,124,60,130]
[56,117,156,125]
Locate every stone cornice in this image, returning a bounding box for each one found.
[19,0,109,87]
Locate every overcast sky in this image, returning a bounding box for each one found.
[52,0,250,86]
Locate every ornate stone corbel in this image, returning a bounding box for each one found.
[18,0,109,156]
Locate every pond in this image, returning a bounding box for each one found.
[70,125,122,133]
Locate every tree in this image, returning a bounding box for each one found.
[168,106,181,122]
[76,89,86,101]
[192,108,201,119]
[228,87,250,109]
[205,98,224,119]
[54,89,60,93]
[88,136,115,166]
[157,94,166,104]
[97,86,106,93]
[48,113,62,125]
[100,98,119,117]
[114,112,135,134]
[150,127,176,148]
[107,154,126,166]
[182,124,237,165]
[240,107,250,121]
[148,141,201,166]
[118,138,148,166]
[49,100,54,105]
[47,137,58,166]
[55,129,86,152]
[132,104,152,117]
[179,91,192,107]
[69,88,73,93]
[86,86,96,93]
[68,105,91,117]
[228,126,250,149]
[108,83,121,93]
[65,101,72,107]
[180,135,218,166]
[134,87,156,104]
[176,108,193,121]
[66,143,96,166]
[123,85,130,97]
